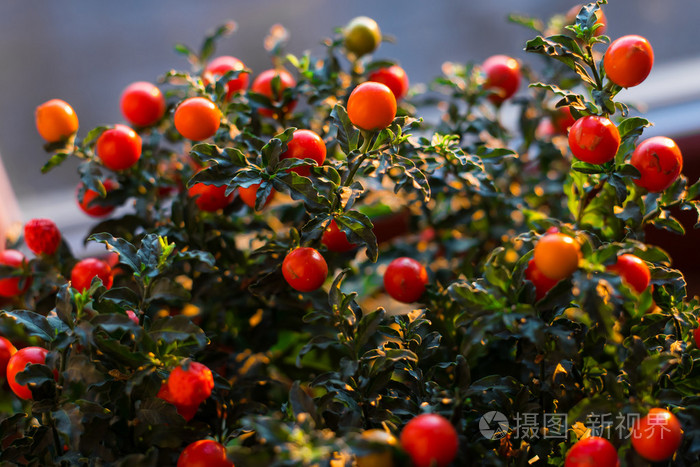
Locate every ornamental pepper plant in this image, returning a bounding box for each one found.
[1,2,699,465]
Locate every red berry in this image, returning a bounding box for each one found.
[157,383,199,421]
[525,259,560,301]
[177,439,233,467]
[630,136,683,193]
[126,310,139,325]
[368,65,410,100]
[568,115,620,165]
[24,218,61,256]
[250,69,297,118]
[282,247,328,292]
[400,413,458,467]
[631,408,683,462]
[188,183,234,212]
[96,124,142,171]
[70,258,113,292]
[0,336,17,380]
[166,361,214,408]
[120,81,166,127]
[6,346,51,400]
[482,55,521,104]
[204,55,249,101]
[383,257,428,303]
[0,250,31,297]
[606,254,651,294]
[322,220,357,253]
[238,183,275,210]
[76,179,118,217]
[564,436,619,467]
[279,129,326,177]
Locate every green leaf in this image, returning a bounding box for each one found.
[289,381,320,424]
[355,308,385,351]
[41,152,69,174]
[571,161,605,174]
[1,310,64,342]
[330,104,360,155]
[651,216,685,235]
[147,277,191,303]
[335,211,378,262]
[148,315,207,351]
[88,233,140,273]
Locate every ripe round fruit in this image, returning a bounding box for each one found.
[564,436,619,467]
[6,346,49,400]
[120,81,166,127]
[177,439,233,467]
[347,82,397,131]
[533,233,581,281]
[383,257,429,303]
[239,183,274,210]
[157,382,199,421]
[0,250,30,297]
[604,35,654,88]
[0,336,17,380]
[96,124,142,171]
[70,258,113,292]
[400,413,458,467]
[280,129,327,177]
[188,183,234,212]
[631,408,683,462]
[204,55,249,101]
[694,327,700,348]
[568,115,620,165]
[282,247,328,292]
[552,106,576,135]
[24,218,61,256]
[343,16,382,57]
[322,220,357,253]
[525,259,560,301]
[166,361,214,407]
[368,65,409,101]
[630,136,683,193]
[174,97,221,141]
[482,55,521,104]
[76,179,117,217]
[607,254,651,294]
[35,99,79,143]
[250,69,297,118]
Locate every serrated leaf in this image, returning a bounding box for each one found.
[330,104,360,155]
[0,310,62,342]
[335,211,377,262]
[41,152,69,174]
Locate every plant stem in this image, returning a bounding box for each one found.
[342,130,373,187]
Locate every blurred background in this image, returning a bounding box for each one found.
[0,0,698,285]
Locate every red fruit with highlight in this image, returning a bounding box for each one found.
[70,258,113,292]
[6,346,52,400]
[120,81,166,127]
[177,439,233,467]
[0,250,31,297]
[282,247,328,292]
[24,218,61,256]
[322,220,357,253]
[76,179,118,217]
[204,55,249,101]
[482,55,521,104]
[383,257,428,303]
[0,336,17,380]
[368,65,410,100]
[280,129,326,177]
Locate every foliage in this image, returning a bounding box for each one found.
[1,3,699,466]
